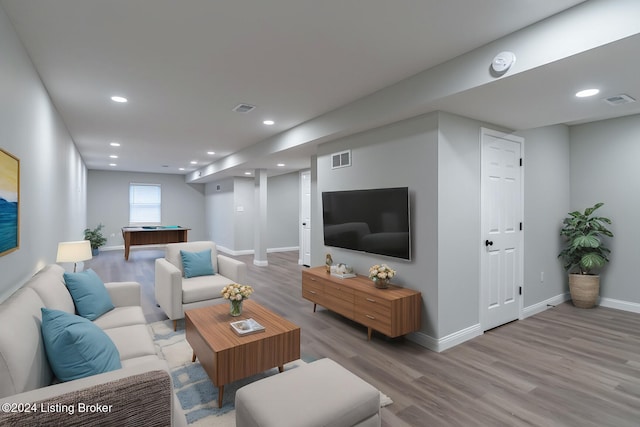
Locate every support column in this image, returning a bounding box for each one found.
[253,169,268,266]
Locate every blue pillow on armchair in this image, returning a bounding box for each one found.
[180,249,215,278]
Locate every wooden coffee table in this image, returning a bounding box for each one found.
[185,300,301,407]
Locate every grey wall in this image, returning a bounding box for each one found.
[234,177,254,251]
[570,114,640,304]
[87,170,206,248]
[313,110,577,343]
[315,113,440,337]
[205,178,234,249]
[267,172,300,250]
[0,7,87,301]
[518,125,571,310]
[436,113,482,336]
[204,174,300,253]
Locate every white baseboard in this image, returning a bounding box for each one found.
[408,323,482,353]
[522,293,640,316]
[268,246,299,253]
[522,293,571,318]
[101,245,125,251]
[599,297,640,314]
[216,246,252,256]
[406,292,640,353]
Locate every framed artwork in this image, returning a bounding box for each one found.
[0,148,19,256]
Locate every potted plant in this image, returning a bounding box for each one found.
[84,223,107,256]
[558,203,613,308]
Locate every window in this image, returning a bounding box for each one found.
[129,183,161,224]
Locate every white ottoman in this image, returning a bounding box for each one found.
[235,358,381,427]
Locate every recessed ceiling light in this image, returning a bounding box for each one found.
[575,88,600,98]
[207,151,216,155]
[110,95,128,103]
[110,142,121,147]
[179,167,185,171]
[263,120,275,125]
[277,163,285,167]
[190,161,198,165]
[109,155,118,159]
[109,163,117,167]
[244,171,252,175]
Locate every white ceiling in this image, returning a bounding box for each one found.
[3,0,637,181]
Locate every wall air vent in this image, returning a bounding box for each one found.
[603,94,636,106]
[331,150,351,169]
[233,103,256,113]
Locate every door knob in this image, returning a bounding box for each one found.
[485,240,494,247]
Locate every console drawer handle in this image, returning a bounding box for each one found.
[366,298,376,303]
[309,290,317,294]
[365,315,375,320]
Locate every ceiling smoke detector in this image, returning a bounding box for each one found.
[603,94,636,106]
[233,103,256,113]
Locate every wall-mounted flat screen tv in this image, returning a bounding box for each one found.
[322,187,410,260]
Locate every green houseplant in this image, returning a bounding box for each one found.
[558,202,613,308]
[84,223,107,255]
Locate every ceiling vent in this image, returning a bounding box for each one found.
[331,150,351,169]
[233,103,256,113]
[603,94,636,106]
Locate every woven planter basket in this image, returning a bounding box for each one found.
[568,274,600,308]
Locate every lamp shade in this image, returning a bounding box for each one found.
[56,240,93,263]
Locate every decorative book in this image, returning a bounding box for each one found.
[230,318,265,336]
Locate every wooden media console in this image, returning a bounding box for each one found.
[302,266,421,340]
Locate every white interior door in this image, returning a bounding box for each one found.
[480,128,523,331]
[301,170,311,266]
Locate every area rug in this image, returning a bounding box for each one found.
[150,319,393,426]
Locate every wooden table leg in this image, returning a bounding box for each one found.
[218,385,224,407]
[192,351,196,363]
[367,327,372,341]
[278,365,284,373]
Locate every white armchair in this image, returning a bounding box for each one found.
[154,241,247,330]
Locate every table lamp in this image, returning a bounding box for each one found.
[56,240,93,272]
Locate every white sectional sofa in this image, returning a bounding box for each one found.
[0,264,186,426]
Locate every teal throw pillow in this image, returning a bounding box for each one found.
[180,249,215,278]
[63,269,114,320]
[40,308,121,382]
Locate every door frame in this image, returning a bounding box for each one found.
[479,127,525,331]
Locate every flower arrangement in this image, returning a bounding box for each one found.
[221,283,254,301]
[369,264,396,288]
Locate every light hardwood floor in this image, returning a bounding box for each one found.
[87,249,640,427]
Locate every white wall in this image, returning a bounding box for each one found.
[570,114,640,306]
[88,171,206,248]
[0,7,87,301]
